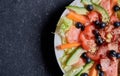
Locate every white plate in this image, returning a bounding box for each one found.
[54,0,83,74]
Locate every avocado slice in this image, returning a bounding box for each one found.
[92,0,101,4]
[92,2,109,23]
[66,6,88,15]
[66,48,85,65]
[76,61,94,76]
[81,0,92,5]
[81,0,101,5]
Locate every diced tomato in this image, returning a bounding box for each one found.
[87,52,100,61]
[105,24,114,32]
[79,25,96,50]
[100,58,118,76]
[99,29,106,40]
[108,42,118,52]
[100,0,112,16]
[66,26,80,43]
[111,27,120,35]
[87,45,108,61]
[84,25,95,40]
[110,13,119,24]
[110,0,117,11]
[87,11,99,22]
[112,35,117,41]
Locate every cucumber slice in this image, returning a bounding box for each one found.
[92,2,109,23]
[81,0,101,5]
[66,6,88,15]
[63,66,83,76]
[76,61,94,76]
[92,0,101,4]
[81,0,91,5]
[66,48,85,65]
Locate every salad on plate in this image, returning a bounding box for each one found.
[54,0,120,76]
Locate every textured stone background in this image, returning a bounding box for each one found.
[0,0,73,76]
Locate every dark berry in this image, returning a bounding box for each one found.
[113,5,120,12]
[75,22,85,31]
[96,64,102,70]
[99,22,106,29]
[93,30,100,37]
[116,53,120,58]
[86,5,93,11]
[98,70,104,76]
[96,36,104,45]
[114,22,120,27]
[109,50,117,57]
[86,57,91,63]
[80,73,88,76]
[81,52,87,59]
[94,20,100,26]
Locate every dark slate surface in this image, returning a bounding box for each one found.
[0,0,73,76]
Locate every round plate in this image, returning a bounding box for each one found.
[54,0,83,73]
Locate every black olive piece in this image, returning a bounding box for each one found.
[113,5,120,12]
[80,73,88,76]
[86,57,91,63]
[98,70,104,76]
[81,25,85,31]
[75,22,85,31]
[75,22,83,28]
[81,52,87,59]
[94,20,100,26]
[96,64,102,70]
[116,53,120,59]
[93,30,100,37]
[96,36,104,45]
[86,5,94,11]
[114,22,120,27]
[109,50,117,57]
[99,22,106,29]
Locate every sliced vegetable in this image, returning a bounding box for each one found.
[63,66,83,76]
[92,2,110,23]
[81,0,101,5]
[89,63,97,76]
[67,12,89,24]
[56,17,73,37]
[66,6,88,15]
[76,61,94,76]
[66,48,85,65]
[57,43,81,50]
[81,0,91,5]
[92,0,101,4]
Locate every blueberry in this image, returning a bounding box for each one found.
[99,22,106,29]
[96,64,102,70]
[109,50,117,57]
[75,22,85,31]
[113,5,120,12]
[94,20,100,26]
[86,5,93,11]
[93,30,100,37]
[114,22,120,27]
[116,53,120,58]
[81,52,87,59]
[86,57,91,63]
[81,73,88,76]
[98,70,104,76]
[96,36,104,45]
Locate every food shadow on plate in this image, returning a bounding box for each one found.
[40,3,72,76]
